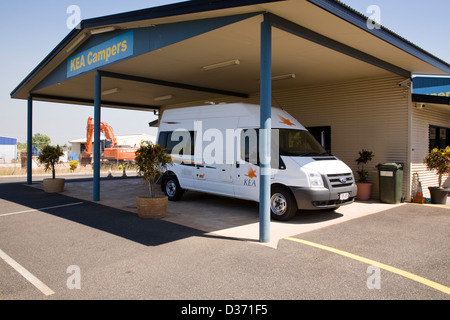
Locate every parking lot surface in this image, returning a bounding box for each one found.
[0,177,449,302]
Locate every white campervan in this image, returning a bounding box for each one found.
[157,103,357,221]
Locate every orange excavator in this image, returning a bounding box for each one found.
[79,117,138,165]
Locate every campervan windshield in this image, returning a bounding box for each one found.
[278,129,329,157]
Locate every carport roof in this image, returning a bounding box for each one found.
[412,94,450,106]
[10,0,450,110]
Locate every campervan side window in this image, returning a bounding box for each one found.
[239,129,283,169]
[158,131,194,156]
[240,129,259,165]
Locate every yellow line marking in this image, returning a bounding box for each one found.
[408,202,450,210]
[285,237,450,296]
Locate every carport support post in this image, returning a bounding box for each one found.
[27,96,33,185]
[259,14,272,243]
[93,72,101,201]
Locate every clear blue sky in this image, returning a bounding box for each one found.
[1,0,449,145]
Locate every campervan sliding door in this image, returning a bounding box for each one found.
[192,118,236,197]
[233,128,260,201]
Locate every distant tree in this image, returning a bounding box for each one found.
[17,142,27,153]
[32,133,51,151]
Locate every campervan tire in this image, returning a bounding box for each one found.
[164,175,184,201]
[270,186,298,221]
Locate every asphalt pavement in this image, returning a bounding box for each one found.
[0,178,449,307]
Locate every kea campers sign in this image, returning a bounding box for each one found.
[67,30,134,78]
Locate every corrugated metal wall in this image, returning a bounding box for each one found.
[411,103,450,197]
[164,75,411,200]
[272,75,410,200]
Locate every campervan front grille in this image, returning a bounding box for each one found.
[326,173,354,188]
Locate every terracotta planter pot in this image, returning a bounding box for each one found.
[43,178,65,193]
[428,187,450,205]
[356,182,372,201]
[136,195,168,219]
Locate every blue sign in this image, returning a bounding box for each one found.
[413,76,450,97]
[67,30,134,78]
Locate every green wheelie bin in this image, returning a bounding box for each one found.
[377,163,404,204]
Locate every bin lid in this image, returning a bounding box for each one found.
[377,163,403,171]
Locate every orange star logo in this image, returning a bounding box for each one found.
[245,167,257,179]
[279,115,295,126]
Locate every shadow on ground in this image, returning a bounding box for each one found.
[2,176,415,248]
[0,182,217,247]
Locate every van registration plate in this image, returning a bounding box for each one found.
[339,193,350,201]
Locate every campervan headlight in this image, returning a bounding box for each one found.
[303,168,324,188]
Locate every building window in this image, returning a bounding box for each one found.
[306,126,331,154]
[429,125,450,151]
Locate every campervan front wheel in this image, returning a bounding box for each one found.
[270,186,298,221]
[164,175,184,201]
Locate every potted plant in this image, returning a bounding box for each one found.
[355,149,374,201]
[135,142,172,219]
[38,145,65,193]
[423,147,450,204]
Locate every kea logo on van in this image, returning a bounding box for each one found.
[278,115,295,126]
[244,167,257,187]
[245,167,257,179]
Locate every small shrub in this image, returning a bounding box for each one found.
[37,145,64,179]
[135,143,172,198]
[69,160,78,172]
[424,147,450,188]
[355,149,374,183]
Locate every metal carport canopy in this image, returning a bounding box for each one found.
[11,0,450,105]
[11,0,450,242]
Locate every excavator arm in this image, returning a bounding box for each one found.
[100,122,118,147]
[81,117,117,156]
[85,117,94,155]
[79,116,138,165]
[80,117,94,164]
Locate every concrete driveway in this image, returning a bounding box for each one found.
[30,176,415,248]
